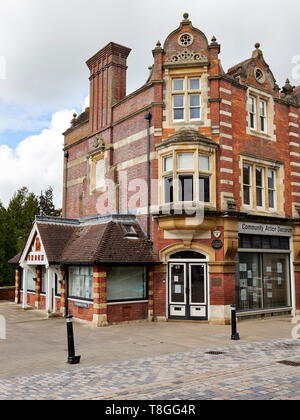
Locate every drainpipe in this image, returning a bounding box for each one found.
[63,152,69,218]
[145,112,152,241]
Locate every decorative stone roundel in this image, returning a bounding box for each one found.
[254,67,265,84]
[178,32,194,47]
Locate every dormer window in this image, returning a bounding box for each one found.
[121,224,138,239]
[172,76,201,122]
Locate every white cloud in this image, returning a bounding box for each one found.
[82,95,89,112]
[0,108,75,208]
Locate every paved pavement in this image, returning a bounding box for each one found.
[0,301,300,400]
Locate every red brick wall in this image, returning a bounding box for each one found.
[20,292,36,307]
[107,302,148,323]
[67,300,94,322]
[62,20,299,320]
[153,273,166,317]
[210,273,236,306]
[0,287,15,301]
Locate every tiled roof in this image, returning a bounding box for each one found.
[8,253,22,265]
[60,222,158,265]
[9,218,159,266]
[37,223,75,263]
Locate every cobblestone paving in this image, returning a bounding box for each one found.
[0,338,300,400]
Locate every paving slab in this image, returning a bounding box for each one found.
[0,301,300,400]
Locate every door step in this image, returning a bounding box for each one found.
[167,319,209,324]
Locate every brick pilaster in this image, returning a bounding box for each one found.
[60,278,66,316]
[148,269,154,321]
[218,82,235,211]
[35,266,41,309]
[93,265,108,327]
[15,268,19,304]
[288,108,300,217]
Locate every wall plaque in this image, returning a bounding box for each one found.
[73,302,90,309]
[212,240,223,250]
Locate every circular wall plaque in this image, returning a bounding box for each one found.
[212,240,223,250]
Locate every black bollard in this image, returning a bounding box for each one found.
[66,315,81,365]
[231,304,240,341]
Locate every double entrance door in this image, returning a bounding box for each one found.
[169,262,208,320]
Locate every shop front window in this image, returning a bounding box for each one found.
[69,266,93,301]
[107,266,147,302]
[236,236,291,312]
[262,254,291,309]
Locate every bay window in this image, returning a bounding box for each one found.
[162,152,212,205]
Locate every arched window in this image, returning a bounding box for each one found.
[170,251,206,260]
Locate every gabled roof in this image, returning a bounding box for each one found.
[37,223,75,264]
[9,216,159,266]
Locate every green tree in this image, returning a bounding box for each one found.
[0,186,61,286]
[40,187,62,217]
[7,187,39,251]
[0,202,18,286]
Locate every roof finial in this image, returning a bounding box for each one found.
[252,42,262,58]
[182,12,191,24]
[282,78,295,96]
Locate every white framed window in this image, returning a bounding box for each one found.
[249,96,257,130]
[177,153,194,170]
[198,154,210,203]
[243,162,278,212]
[268,169,277,210]
[243,165,252,207]
[162,152,211,205]
[173,95,185,121]
[248,94,268,134]
[259,99,267,133]
[172,76,201,122]
[163,155,174,204]
[69,266,93,301]
[255,166,265,209]
[173,78,184,91]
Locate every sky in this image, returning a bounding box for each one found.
[0,0,299,208]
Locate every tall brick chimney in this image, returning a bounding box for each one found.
[86,42,131,131]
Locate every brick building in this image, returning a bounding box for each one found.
[11,13,300,325]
